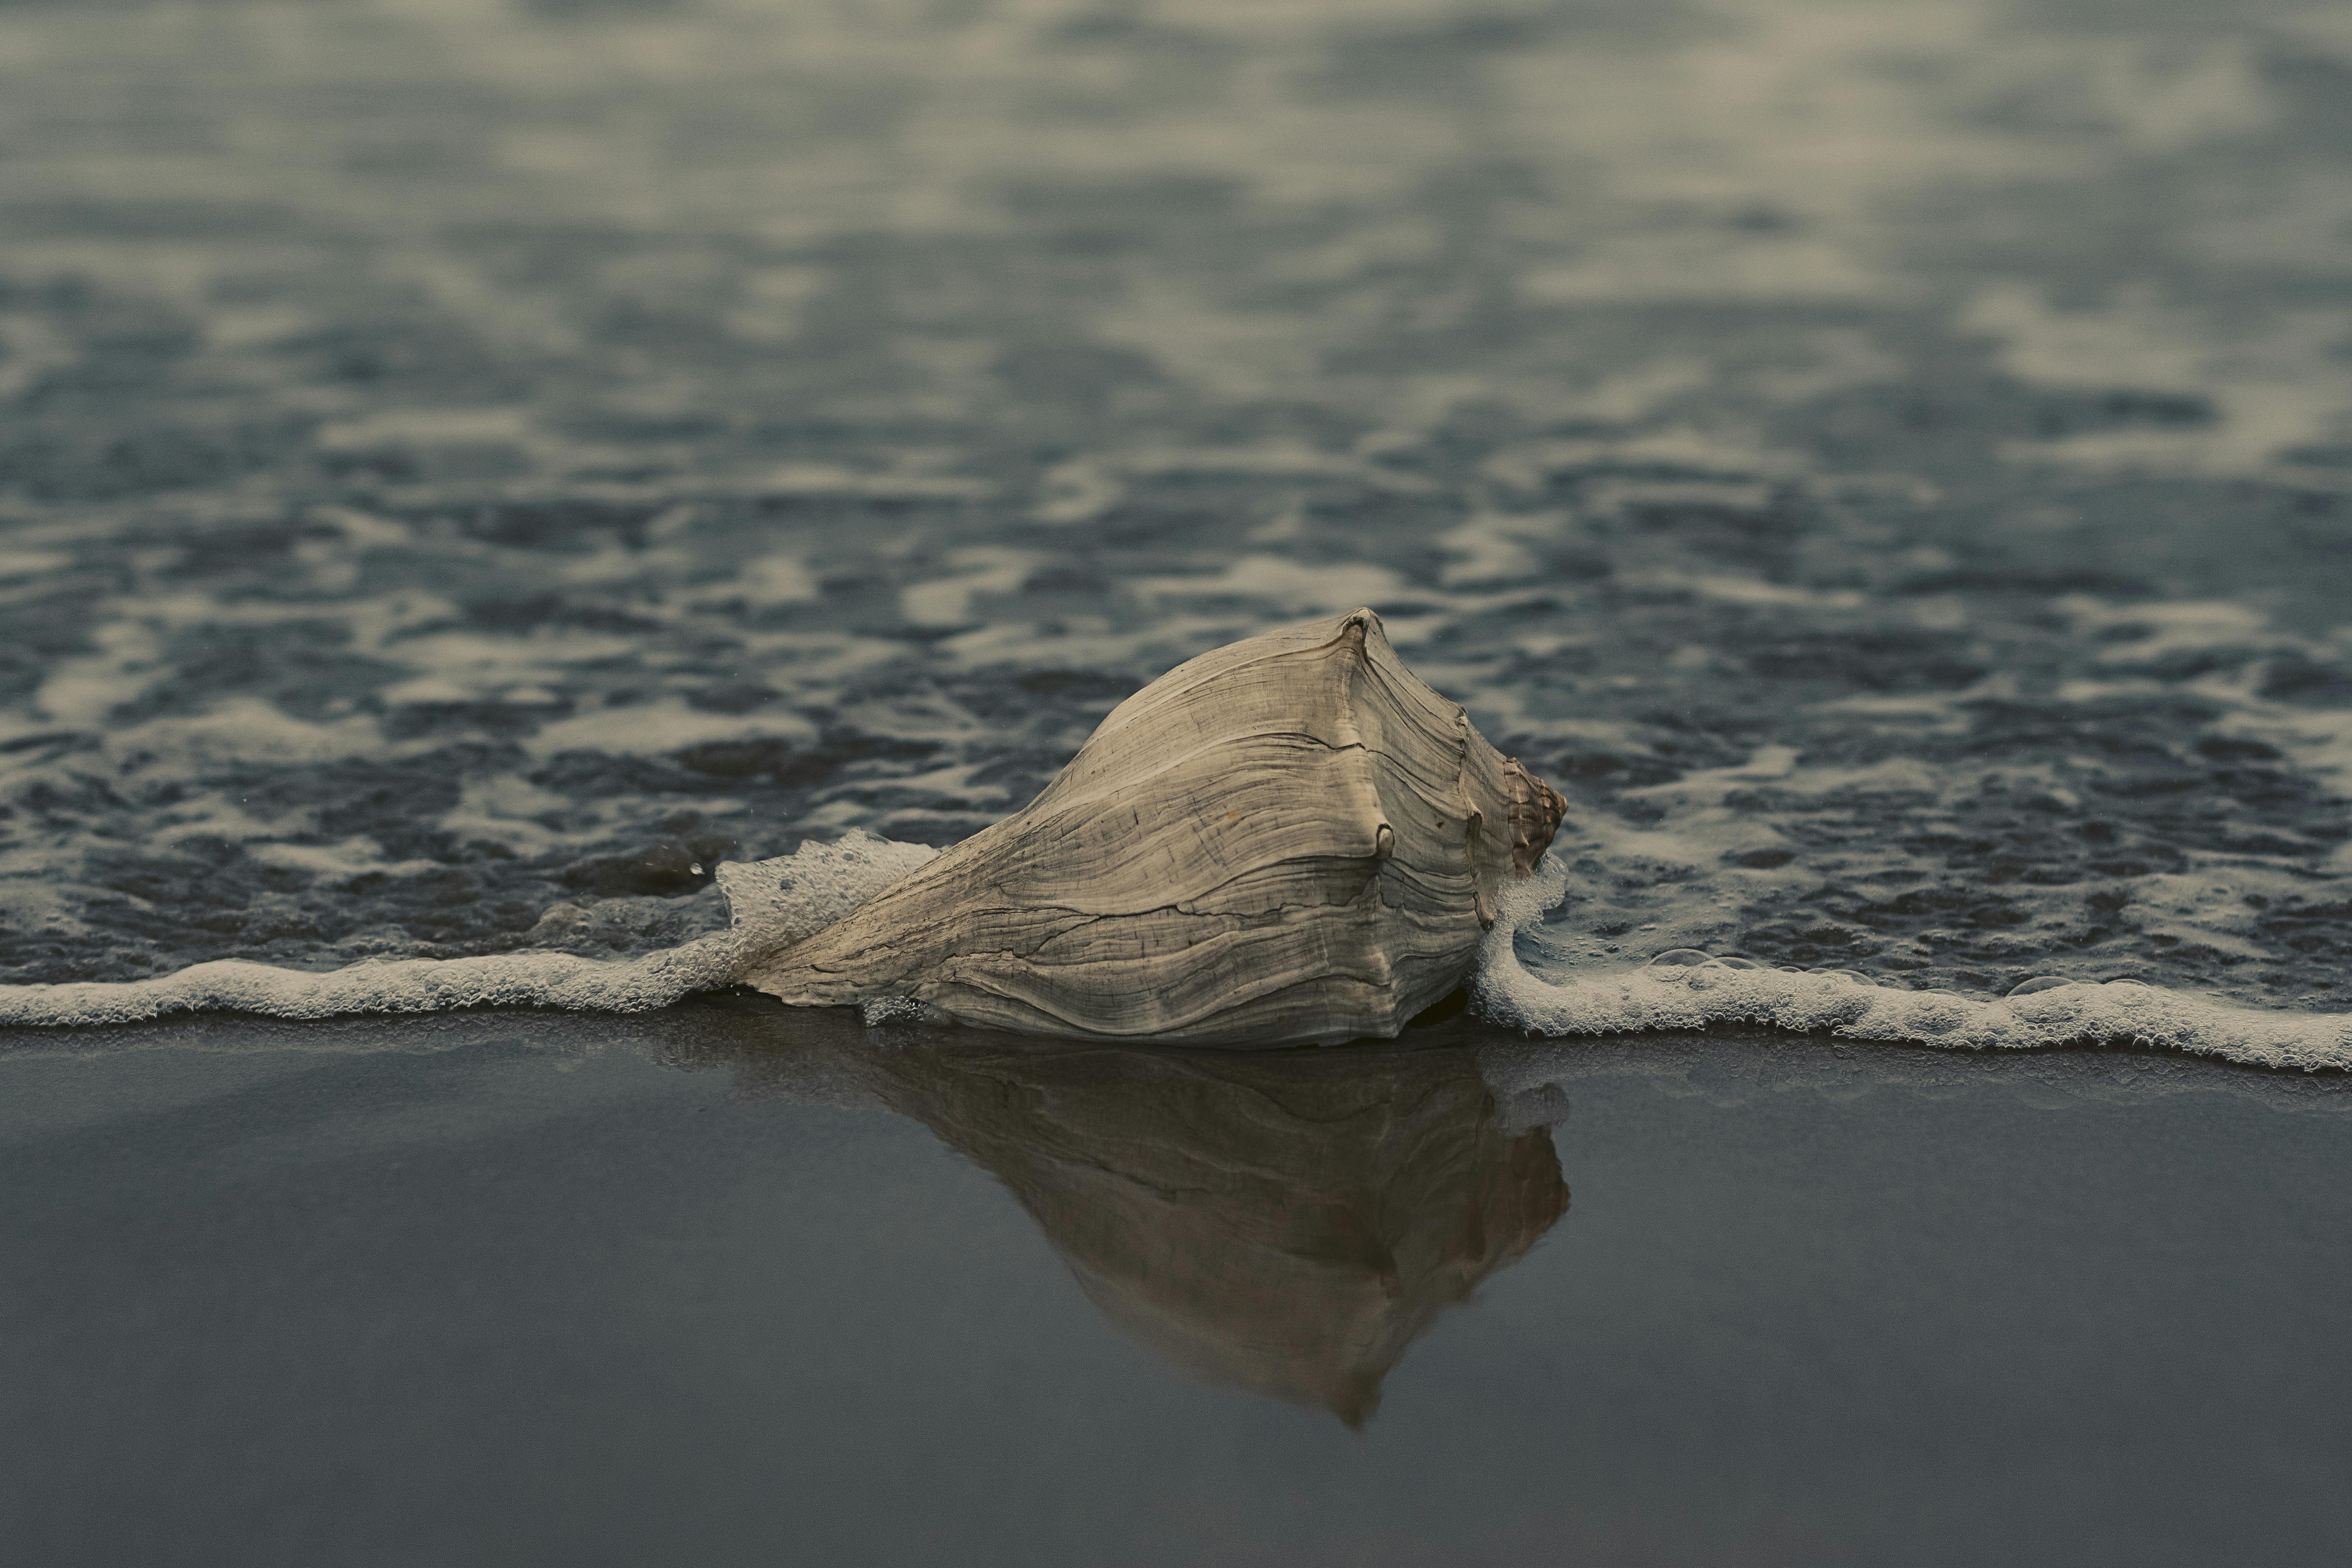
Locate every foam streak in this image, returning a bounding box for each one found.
[11,836,2350,1071]
[1472,858,2352,1073]
[0,832,937,1030]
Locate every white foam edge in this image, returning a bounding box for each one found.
[0,831,938,1029]
[10,836,2349,1072]
[1471,855,2352,1074]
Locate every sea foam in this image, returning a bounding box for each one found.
[0,832,937,1030]
[1472,855,2352,1074]
[6,834,2350,1072]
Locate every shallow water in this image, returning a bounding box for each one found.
[6,1004,2350,1566]
[1,0,2348,1027]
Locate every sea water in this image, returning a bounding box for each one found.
[11,828,2352,1073]
[1,0,2348,1070]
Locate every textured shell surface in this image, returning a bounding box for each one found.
[744,608,1567,1046]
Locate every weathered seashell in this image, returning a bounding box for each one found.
[744,608,1567,1045]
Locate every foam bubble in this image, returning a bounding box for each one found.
[1472,856,2352,1073]
[2006,975,2077,997]
[0,832,936,1029]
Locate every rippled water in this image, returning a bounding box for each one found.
[2,0,2349,1041]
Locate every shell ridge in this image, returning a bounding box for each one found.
[1353,628,1474,735]
[987,855,1402,941]
[932,948,1406,1039]
[1324,615,1397,878]
[780,847,1402,976]
[1089,611,1375,741]
[892,874,1377,955]
[1039,725,1376,808]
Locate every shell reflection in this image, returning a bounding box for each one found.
[699,1016,1568,1427]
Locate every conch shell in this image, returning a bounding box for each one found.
[744,608,1566,1046]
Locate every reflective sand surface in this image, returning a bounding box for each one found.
[6,1006,2348,1565]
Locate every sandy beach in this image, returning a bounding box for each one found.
[7,1003,2350,1564]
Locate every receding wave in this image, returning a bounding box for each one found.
[0,834,936,1030]
[7,833,2349,1071]
[1474,858,2352,1073]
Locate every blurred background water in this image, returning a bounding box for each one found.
[2,0,2349,1008]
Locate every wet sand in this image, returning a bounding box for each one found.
[7,1004,2347,1567]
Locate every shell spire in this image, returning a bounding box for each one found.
[744,609,1567,1046]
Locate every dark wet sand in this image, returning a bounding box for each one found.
[6,1004,2347,1568]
